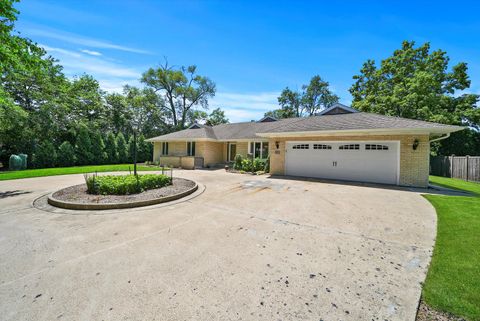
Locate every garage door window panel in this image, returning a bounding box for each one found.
[292,144,310,150]
[366,144,389,150]
[339,144,359,150]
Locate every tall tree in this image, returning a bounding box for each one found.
[206,108,229,126]
[265,76,338,118]
[301,76,339,116]
[349,41,480,128]
[141,61,216,129]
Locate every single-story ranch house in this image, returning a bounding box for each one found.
[147,103,463,187]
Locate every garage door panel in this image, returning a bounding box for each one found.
[286,141,399,185]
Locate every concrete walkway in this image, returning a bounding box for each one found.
[0,169,437,321]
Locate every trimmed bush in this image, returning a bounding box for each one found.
[116,132,128,163]
[84,173,171,195]
[57,141,76,167]
[233,154,243,170]
[236,157,265,172]
[33,141,57,168]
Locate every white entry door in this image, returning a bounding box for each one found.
[285,141,399,185]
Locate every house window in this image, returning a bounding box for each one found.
[161,142,169,155]
[313,144,332,150]
[187,141,196,156]
[365,144,389,150]
[339,144,359,150]
[292,144,310,149]
[248,141,269,159]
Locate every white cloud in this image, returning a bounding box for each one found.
[26,26,150,54]
[210,91,280,122]
[42,45,141,79]
[81,49,102,56]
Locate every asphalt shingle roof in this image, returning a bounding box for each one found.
[147,112,463,141]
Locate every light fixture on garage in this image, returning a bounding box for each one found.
[412,138,419,150]
[275,141,280,149]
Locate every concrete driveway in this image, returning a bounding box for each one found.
[0,169,436,321]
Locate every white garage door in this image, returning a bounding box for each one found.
[285,141,399,185]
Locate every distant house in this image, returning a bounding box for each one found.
[147,103,462,187]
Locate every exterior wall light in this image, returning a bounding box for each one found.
[275,141,280,149]
[413,138,419,150]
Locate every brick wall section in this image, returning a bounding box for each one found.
[196,141,224,165]
[269,135,430,187]
[153,142,187,162]
[223,142,249,162]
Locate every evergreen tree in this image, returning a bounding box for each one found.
[57,141,75,167]
[137,134,151,162]
[128,135,136,163]
[33,141,57,168]
[75,124,93,165]
[116,132,128,163]
[105,131,118,164]
[90,129,107,164]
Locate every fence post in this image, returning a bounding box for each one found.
[466,155,469,181]
[450,154,454,178]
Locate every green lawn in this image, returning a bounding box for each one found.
[0,164,163,181]
[422,176,480,320]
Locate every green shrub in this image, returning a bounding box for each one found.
[57,141,75,167]
[233,154,243,169]
[253,158,265,172]
[84,173,171,195]
[33,141,57,168]
[263,155,270,173]
[116,132,128,163]
[241,158,253,172]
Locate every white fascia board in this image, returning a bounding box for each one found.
[256,127,464,138]
[146,138,217,142]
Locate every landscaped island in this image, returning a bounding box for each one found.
[48,173,197,210]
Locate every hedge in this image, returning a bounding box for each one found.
[85,173,171,195]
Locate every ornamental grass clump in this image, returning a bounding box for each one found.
[84,173,171,195]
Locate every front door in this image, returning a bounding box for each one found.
[228,143,236,162]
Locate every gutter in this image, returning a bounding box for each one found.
[429,133,450,143]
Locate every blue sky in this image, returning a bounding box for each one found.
[15,0,480,122]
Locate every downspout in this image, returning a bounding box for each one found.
[429,133,450,143]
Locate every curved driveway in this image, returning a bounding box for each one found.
[0,169,436,321]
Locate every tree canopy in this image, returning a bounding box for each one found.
[141,62,216,129]
[265,76,339,118]
[349,41,480,128]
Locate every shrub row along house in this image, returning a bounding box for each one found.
[147,104,463,187]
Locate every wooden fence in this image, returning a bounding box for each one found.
[430,156,480,182]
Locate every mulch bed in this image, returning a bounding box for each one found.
[52,177,195,204]
[416,301,466,321]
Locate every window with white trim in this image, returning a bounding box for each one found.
[365,144,389,150]
[161,142,169,155]
[248,141,269,159]
[186,141,196,156]
[339,144,359,150]
[313,144,332,150]
[292,144,310,150]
